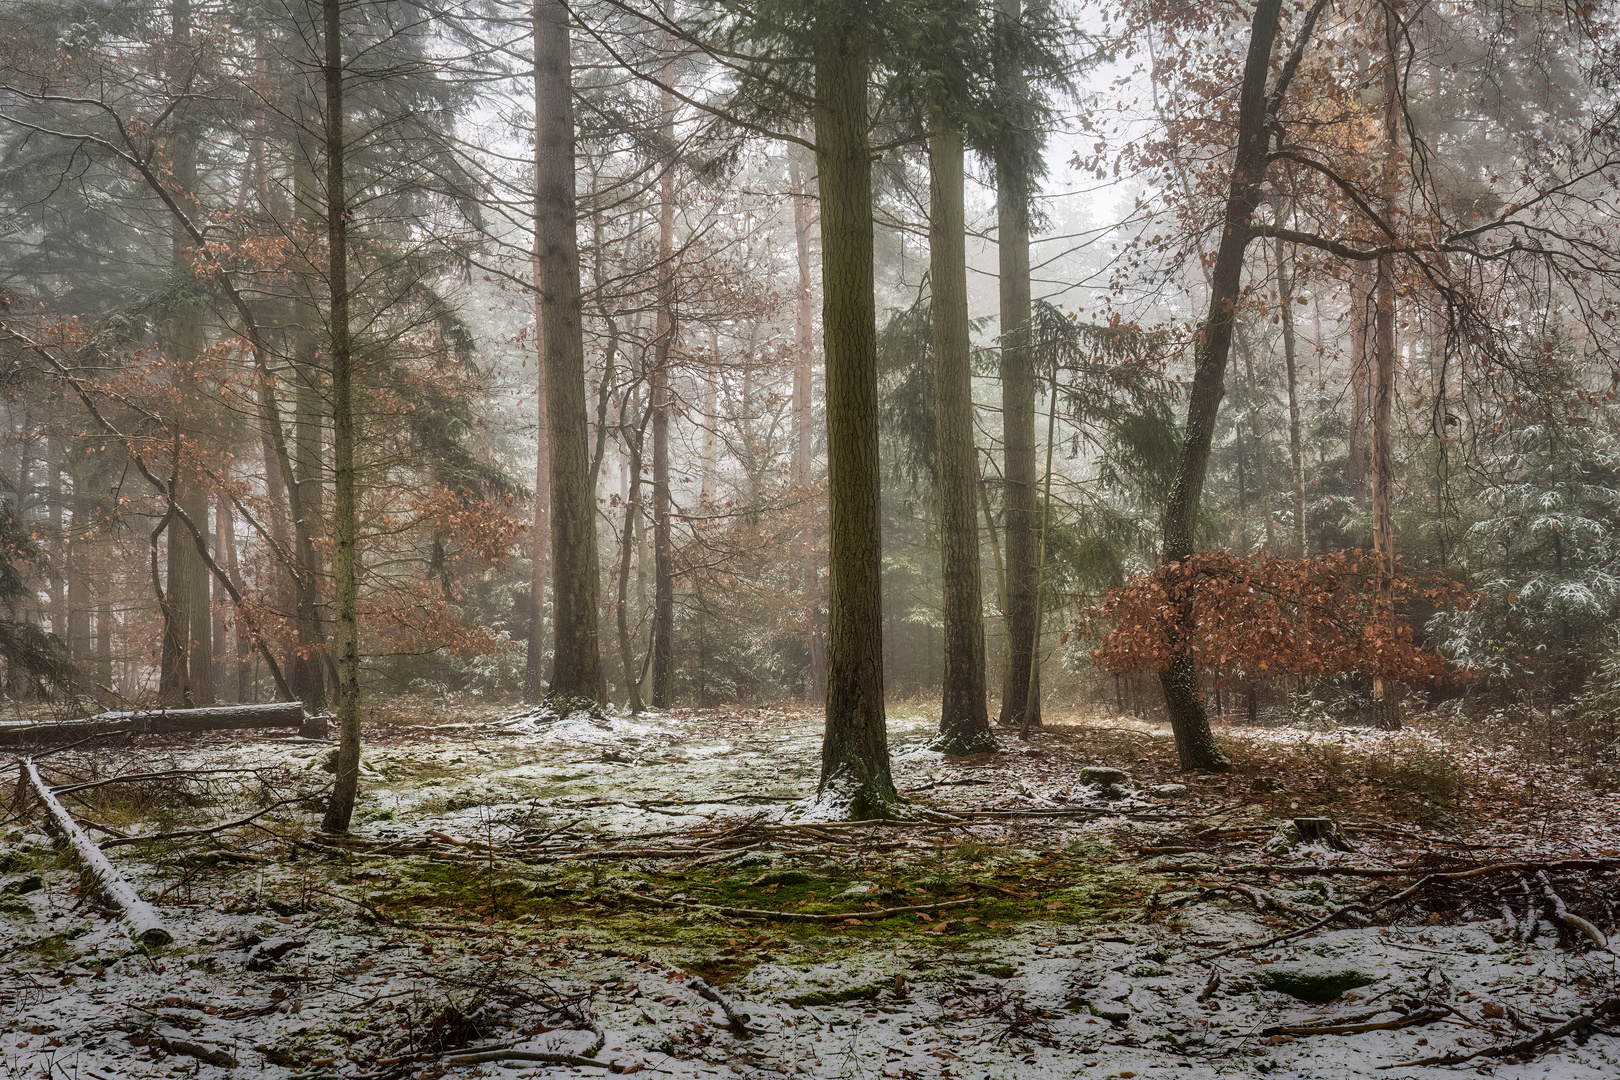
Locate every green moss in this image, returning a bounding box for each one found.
[1253,967,1376,1003]
[786,982,887,1007]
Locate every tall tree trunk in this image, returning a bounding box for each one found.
[212,492,229,697]
[1347,271,1373,496]
[1276,232,1307,559]
[160,0,211,707]
[219,493,253,703]
[1237,326,1276,551]
[524,2,551,704]
[617,398,646,714]
[321,0,361,833]
[931,129,993,754]
[1157,0,1290,773]
[1370,1,1401,730]
[95,600,112,689]
[536,0,605,703]
[995,0,1039,730]
[814,5,896,818]
[790,145,826,703]
[66,445,92,664]
[286,52,329,711]
[650,46,676,708]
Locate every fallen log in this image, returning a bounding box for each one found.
[20,758,172,948]
[0,701,308,746]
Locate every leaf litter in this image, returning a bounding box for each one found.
[1,699,1619,1078]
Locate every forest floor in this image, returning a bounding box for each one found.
[2,698,1620,1079]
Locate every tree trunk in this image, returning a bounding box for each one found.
[66,445,92,664]
[321,0,362,833]
[1370,1,1401,730]
[1347,270,1372,497]
[931,130,994,754]
[1157,0,1289,773]
[524,9,551,705]
[618,397,646,714]
[995,0,1039,730]
[790,147,825,703]
[218,493,253,703]
[22,760,171,947]
[160,0,211,707]
[815,5,896,818]
[536,0,606,704]
[212,493,229,697]
[650,83,676,708]
[1276,232,1307,559]
[289,74,328,712]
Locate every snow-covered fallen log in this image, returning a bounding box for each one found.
[20,758,172,948]
[0,701,307,746]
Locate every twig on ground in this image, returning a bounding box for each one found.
[1378,996,1620,1068]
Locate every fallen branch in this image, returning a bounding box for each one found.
[1201,858,1620,960]
[1261,1009,1446,1037]
[99,794,318,849]
[21,758,171,947]
[440,1049,614,1069]
[1379,996,1620,1068]
[0,702,307,746]
[50,768,265,796]
[626,892,976,923]
[1537,869,1611,952]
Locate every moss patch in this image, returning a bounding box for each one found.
[1253,966,1377,1003]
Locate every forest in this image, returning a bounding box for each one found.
[4,0,1620,1076]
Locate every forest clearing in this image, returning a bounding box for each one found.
[4,701,1620,1078]
[8,0,1620,1075]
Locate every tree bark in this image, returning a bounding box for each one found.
[650,44,676,708]
[536,0,606,704]
[814,4,896,818]
[1157,0,1289,773]
[789,146,826,703]
[66,444,93,664]
[321,0,362,833]
[159,0,211,707]
[524,5,551,705]
[218,493,253,703]
[994,0,1039,730]
[930,130,994,754]
[22,759,171,947]
[1370,0,1401,730]
[289,65,329,712]
[1347,270,1373,496]
[1,702,308,745]
[1276,232,1308,559]
[617,395,647,714]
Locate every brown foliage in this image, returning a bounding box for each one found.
[1084,551,1475,684]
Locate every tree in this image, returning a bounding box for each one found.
[1151,0,1293,770]
[993,0,1040,730]
[930,127,994,753]
[813,0,897,817]
[321,0,362,832]
[0,499,75,699]
[536,0,607,704]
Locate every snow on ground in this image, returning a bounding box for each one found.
[2,701,1619,1079]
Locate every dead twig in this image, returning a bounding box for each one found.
[624,892,977,923]
[1378,996,1620,1068]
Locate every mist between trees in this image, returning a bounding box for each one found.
[6,0,1620,824]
